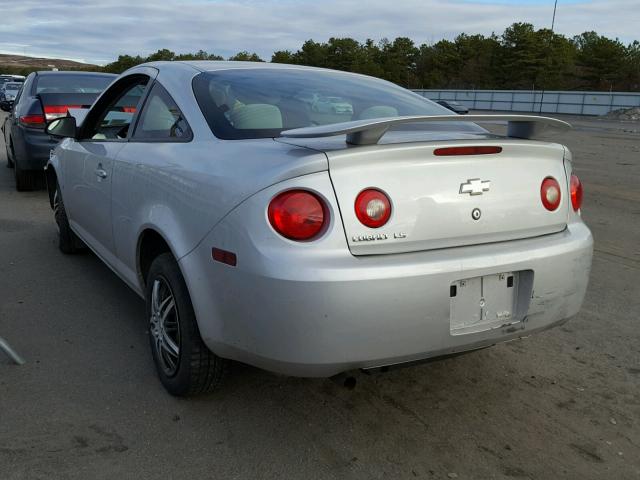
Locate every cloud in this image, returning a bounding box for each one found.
[0,0,637,65]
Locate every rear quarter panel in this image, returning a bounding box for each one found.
[111,136,328,289]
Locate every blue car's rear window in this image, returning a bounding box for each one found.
[34,74,113,94]
[192,68,470,140]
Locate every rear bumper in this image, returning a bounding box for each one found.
[12,126,58,170]
[181,220,593,377]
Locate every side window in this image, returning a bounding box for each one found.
[13,83,24,106]
[133,83,192,141]
[83,77,149,141]
[13,75,31,108]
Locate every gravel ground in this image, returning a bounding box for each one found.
[1,112,639,479]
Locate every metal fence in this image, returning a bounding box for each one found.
[413,89,640,116]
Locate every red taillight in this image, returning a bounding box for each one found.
[355,188,392,228]
[268,190,327,241]
[570,174,583,211]
[434,146,502,156]
[122,106,137,113]
[19,114,45,127]
[541,177,562,211]
[44,105,82,121]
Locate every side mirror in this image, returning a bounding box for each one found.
[0,101,11,112]
[46,116,77,138]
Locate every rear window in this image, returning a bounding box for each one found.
[192,68,462,140]
[5,83,21,91]
[34,74,113,94]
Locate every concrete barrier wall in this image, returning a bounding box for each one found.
[413,89,640,116]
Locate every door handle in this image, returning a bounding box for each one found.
[95,167,108,179]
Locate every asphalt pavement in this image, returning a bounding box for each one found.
[1,112,639,479]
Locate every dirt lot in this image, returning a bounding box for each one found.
[1,112,639,479]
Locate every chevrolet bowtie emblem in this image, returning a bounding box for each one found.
[460,178,491,196]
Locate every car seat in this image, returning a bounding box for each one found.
[230,104,283,129]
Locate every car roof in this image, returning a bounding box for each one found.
[136,61,399,90]
[141,60,373,78]
[35,70,116,77]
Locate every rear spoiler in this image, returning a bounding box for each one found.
[280,115,571,146]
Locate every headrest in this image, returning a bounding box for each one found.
[358,106,399,120]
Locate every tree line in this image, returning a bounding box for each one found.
[9,23,640,91]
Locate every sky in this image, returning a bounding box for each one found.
[0,0,638,65]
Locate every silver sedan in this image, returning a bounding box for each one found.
[44,61,593,396]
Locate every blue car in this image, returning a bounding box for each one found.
[2,70,115,190]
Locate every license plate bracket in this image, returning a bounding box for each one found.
[450,271,526,335]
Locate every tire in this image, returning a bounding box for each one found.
[146,253,227,396]
[14,161,38,191]
[53,185,85,254]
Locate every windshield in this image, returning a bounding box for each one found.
[35,74,113,94]
[193,68,456,140]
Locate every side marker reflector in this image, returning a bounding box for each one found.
[212,248,237,266]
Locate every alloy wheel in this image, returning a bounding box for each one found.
[150,277,181,376]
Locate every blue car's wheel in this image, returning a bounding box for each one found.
[14,161,38,191]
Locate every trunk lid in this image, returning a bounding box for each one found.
[37,92,100,121]
[316,138,568,255]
